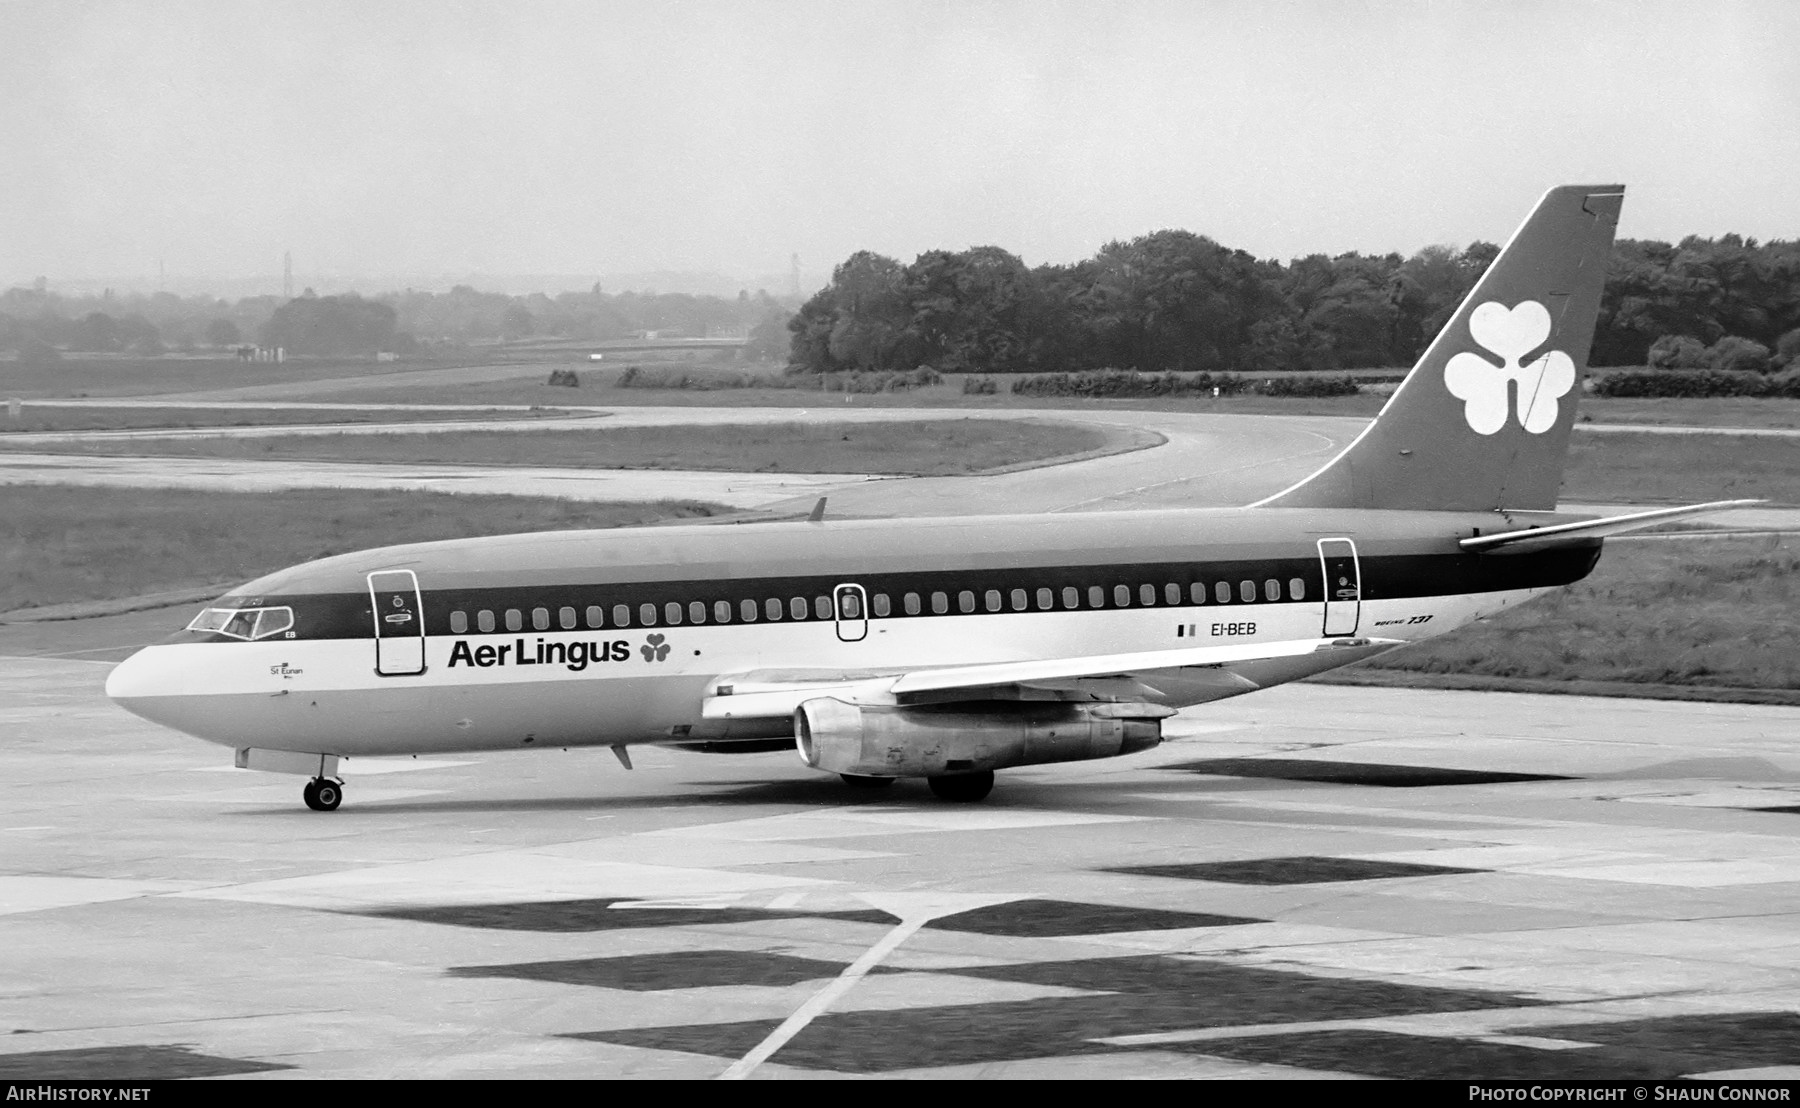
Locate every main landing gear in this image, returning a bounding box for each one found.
[927,770,995,802]
[302,777,343,812]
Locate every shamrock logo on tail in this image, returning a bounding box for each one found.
[1443,300,1576,435]
[641,633,670,663]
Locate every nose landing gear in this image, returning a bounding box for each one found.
[302,777,343,811]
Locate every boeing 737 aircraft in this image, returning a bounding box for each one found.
[106,184,1751,810]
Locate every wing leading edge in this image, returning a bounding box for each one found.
[700,636,1405,723]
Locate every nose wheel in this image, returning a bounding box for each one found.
[303,777,343,811]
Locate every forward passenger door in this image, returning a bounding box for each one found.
[369,569,427,676]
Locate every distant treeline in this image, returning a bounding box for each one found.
[788,234,1800,375]
[0,283,796,362]
[7,231,1798,376]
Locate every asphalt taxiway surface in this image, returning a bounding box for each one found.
[4,643,1800,1080]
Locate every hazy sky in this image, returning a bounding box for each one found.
[4,0,1796,290]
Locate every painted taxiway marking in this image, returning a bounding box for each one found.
[718,891,1032,1081]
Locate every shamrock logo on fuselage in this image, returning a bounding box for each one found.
[641,633,671,662]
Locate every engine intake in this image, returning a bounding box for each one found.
[795,698,1169,778]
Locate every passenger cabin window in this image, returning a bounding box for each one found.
[714,600,732,623]
[766,597,783,621]
[1088,586,1104,608]
[664,601,682,625]
[613,604,631,627]
[741,598,758,622]
[505,609,523,632]
[479,610,496,632]
[689,601,706,624]
[1165,583,1181,605]
[790,597,808,620]
[1011,589,1028,611]
[1191,583,1207,605]
[586,605,604,628]
[1215,582,1231,604]
[984,589,1001,612]
[840,593,862,619]
[814,596,831,619]
[1063,587,1079,609]
[639,603,657,626]
[873,594,891,617]
[1114,585,1131,607]
[1139,584,1156,606]
[932,592,949,614]
[1289,578,1306,600]
[1239,580,1256,603]
[904,592,921,616]
[958,591,975,614]
[532,607,550,631]
[450,611,468,634]
[1265,579,1281,601]
[559,606,577,630]
[1038,588,1054,610]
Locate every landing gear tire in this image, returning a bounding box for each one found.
[927,770,994,802]
[303,778,343,812]
[840,774,895,789]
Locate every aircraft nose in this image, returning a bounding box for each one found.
[105,648,158,702]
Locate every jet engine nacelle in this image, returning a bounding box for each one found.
[794,697,1170,779]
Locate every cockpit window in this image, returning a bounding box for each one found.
[187,605,295,641]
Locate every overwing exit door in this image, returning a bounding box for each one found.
[1317,538,1361,636]
[368,569,426,676]
[833,583,868,642]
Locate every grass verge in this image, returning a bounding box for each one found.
[0,405,581,433]
[0,486,721,613]
[0,419,1118,476]
[1341,534,1799,697]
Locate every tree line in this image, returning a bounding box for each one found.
[788,233,1800,374]
[0,283,797,361]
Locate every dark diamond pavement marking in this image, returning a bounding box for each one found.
[567,1019,784,1063]
[924,898,1261,937]
[1168,1029,1677,1080]
[1109,856,1486,885]
[568,955,1541,1073]
[363,897,897,932]
[451,950,854,991]
[1528,1012,1800,1070]
[0,1044,292,1080]
[1166,757,1571,787]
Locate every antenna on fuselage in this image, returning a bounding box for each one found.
[807,497,827,523]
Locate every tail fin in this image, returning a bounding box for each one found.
[1255,184,1624,512]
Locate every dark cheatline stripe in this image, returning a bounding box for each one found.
[172,543,1599,644]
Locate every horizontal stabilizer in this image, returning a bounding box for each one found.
[1460,500,1764,554]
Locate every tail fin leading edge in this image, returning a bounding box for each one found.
[1256,184,1624,512]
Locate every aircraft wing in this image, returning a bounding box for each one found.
[1461,500,1764,555]
[700,636,1405,723]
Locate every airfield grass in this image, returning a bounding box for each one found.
[0,355,484,400]
[1559,433,1799,505]
[0,405,580,433]
[1349,533,1800,695]
[0,418,1118,477]
[0,486,721,614]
